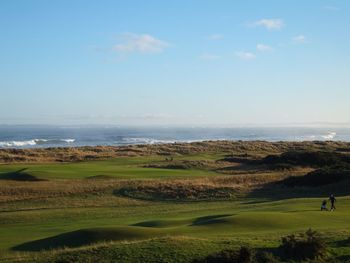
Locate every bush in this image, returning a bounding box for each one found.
[237,246,255,263]
[267,163,295,171]
[262,151,350,168]
[194,246,255,263]
[256,252,281,263]
[115,184,235,201]
[281,168,350,187]
[280,229,327,260]
[194,249,236,263]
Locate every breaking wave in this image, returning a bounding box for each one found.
[120,137,176,145]
[0,138,76,148]
[119,137,227,145]
[321,132,337,140]
[296,132,337,141]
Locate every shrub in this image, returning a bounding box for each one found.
[194,246,255,263]
[281,168,350,187]
[237,246,255,263]
[262,151,350,168]
[280,229,327,260]
[267,163,295,171]
[115,184,235,201]
[256,252,281,263]
[194,249,237,263]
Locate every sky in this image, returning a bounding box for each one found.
[0,0,349,126]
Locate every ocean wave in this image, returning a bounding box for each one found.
[120,137,176,145]
[0,140,37,147]
[61,139,75,143]
[295,132,337,141]
[321,132,337,140]
[119,137,227,145]
[0,138,76,148]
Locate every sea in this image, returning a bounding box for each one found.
[0,125,350,149]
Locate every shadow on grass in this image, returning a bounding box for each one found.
[12,230,93,251]
[132,220,170,228]
[216,163,263,174]
[0,168,44,181]
[334,237,350,247]
[132,214,234,228]
[85,175,115,180]
[12,227,159,251]
[247,174,350,202]
[191,214,233,226]
[337,255,350,262]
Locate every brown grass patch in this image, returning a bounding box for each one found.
[0,179,123,203]
[113,170,306,201]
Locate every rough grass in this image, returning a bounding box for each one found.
[113,173,295,201]
[26,237,239,263]
[262,150,350,168]
[281,168,350,187]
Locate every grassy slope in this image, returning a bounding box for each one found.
[0,155,221,180]
[1,197,350,261]
[1,148,350,262]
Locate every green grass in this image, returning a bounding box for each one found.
[2,197,350,261]
[0,156,219,180]
[27,237,245,263]
[1,152,350,262]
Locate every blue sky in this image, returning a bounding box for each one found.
[0,0,349,126]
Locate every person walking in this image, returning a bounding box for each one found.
[329,194,336,211]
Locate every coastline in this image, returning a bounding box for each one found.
[1,140,349,164]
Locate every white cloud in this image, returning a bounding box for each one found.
[236,51,256,60]
[113,33,170,54]
[293,35,307,44]
[253,19,284,30]
[256,44,272,51]
[208,34,224,40]
[199,53,220,60]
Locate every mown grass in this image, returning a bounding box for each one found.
[24,237,253,263]
[1,142,350,262]
[0,156,221,180]
[2,197,350,261]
